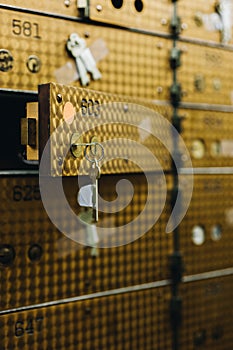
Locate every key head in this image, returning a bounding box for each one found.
[67,33,87,58]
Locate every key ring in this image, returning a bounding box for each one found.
[84,142,104,163]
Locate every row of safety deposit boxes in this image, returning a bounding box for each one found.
[0,265,232,349]
[0,173,232,310]
[1,0,233,45]
[1,6,233,105]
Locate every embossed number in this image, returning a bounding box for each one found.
[12,19,41,39]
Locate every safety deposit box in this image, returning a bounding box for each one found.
[180,275,233,350]
[181,107,233,167]
[22,83,173,176]
[0,8,171,100]
[0,174,173,311]
[180,174,233,275]
[2,1,231,45]
[0,286,172,350]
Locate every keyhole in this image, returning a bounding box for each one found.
[27,55,41,73]
[111,0,123,9]
[134,0,143,12]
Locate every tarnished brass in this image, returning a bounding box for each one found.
[179,42,233,105]
[181,107,233,167]
[180,276,233,350]
[180,175,233,275]
[37,83,171,176]
[0,286,172,349]
[0,8,171,100]
[0,175,172,310]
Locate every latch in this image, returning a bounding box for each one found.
[20,102,38,161]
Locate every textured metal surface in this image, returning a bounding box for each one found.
[0,8,171,99]
[1,1,233,46]
[88,0,233,45]
[180,174,233,275]
[179,42,233,105]
[180,275,233,350]
[181,108,233,167]
[38,83,171,176]
[179,0,233,45]
[0,286,172,350]
[0,0,79,17]
[0,175,172,310]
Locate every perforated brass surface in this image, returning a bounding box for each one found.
[180,175,233,275]
[0,286,172,350]
[179,43,233,105]
[0,0,79,17]
[180,276,233,350]
[38,83,172,176]
[0,175,172,310]
[0,8,171,99]
[89,0,233,45]
[1,1,232,46]
[181,108,233,167]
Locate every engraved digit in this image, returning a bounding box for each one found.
[23,185,33,201]
[94,100,100,117]
[12,19,21,36]
[33,23,41,39]
[25,319,34,335]
[33,185,41,200]
[15,321,24,337]
[23,21,32,37]
[36,316,43,332]
[13,186,23,201]
[81,98,88,116]
[88,99,94,116]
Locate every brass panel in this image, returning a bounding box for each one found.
[88,0,173,34]
[179,42,233,105]
[88,1,232,45]
[0,8,171,99]
[180,276,233,350]
[1,1,232,46]
[0,0,79,17]
[38,83,171,176]
[181,108,233,167]
[179,0,233,45]
[180,175,233,275]
[0,287,172,350]
[0,175,172,310]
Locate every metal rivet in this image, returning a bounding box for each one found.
[28,244,43,262]
[157,86,163,94]
[156,42,163,49]
[84,32,90,38]
[57,94,63,103]
[96,4,102,11]
[58,156,63,166]
[0,245,15,267]
[181,23,188,30]
[161,18,168,26]
[64,0,71,6]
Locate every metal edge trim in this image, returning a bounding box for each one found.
[0,279,171,315]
